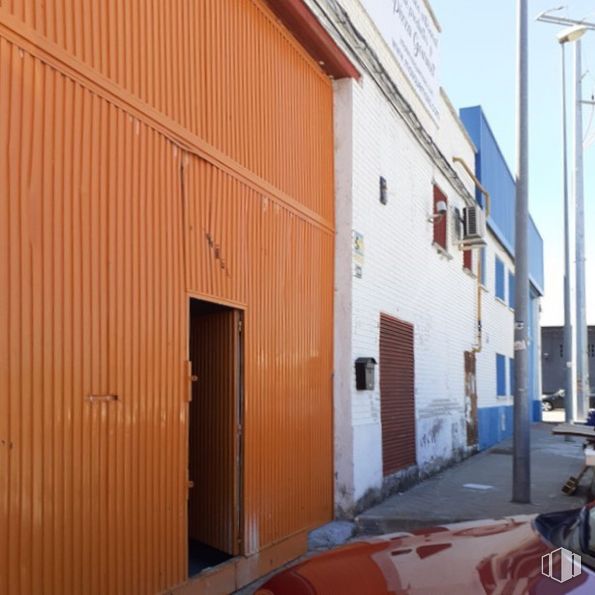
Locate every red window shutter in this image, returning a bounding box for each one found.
[433,185,447,249]
[463,249,472,271]
[379,314,416,476]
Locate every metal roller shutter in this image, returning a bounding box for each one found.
[379,314,416,476]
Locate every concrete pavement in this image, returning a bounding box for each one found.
[357,422,591,535]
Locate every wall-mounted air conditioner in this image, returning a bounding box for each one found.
[461,206,487,245]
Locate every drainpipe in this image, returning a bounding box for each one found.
[453,156,491,354]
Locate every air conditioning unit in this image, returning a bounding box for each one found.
[462,206,487,245]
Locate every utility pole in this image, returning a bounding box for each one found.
[537,11,594,422]
[561,41,575,426]
[513,0,531,504]
[574,40,590,419]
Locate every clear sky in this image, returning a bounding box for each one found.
[430,1,595,326]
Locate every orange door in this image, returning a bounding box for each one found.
[188,303,241,555]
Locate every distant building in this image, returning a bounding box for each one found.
[460,107,545,448]
[542,326,595,394]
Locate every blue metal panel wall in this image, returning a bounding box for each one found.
[529,217,545,294]
[478,405,513,451]
[460,106,544,296]
[529,287,542,421]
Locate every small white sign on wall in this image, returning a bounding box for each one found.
[361,0,440,121]
[353,230,364,278]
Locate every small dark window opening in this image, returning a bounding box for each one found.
[433,185,448,250]
[379,176,388,205]
[463,249,472,271]
[560,344,564,358]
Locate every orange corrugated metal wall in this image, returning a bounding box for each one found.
[184,157,334,553]
[0,36,187,594]
[0,0,334,218]
[0,0,334,593]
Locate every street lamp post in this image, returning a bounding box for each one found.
[574,39,590,419]
[513,0,531,504]
[538,11,593,421]
[557,24,588,424]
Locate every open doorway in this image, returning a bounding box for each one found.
[188,298,243,577]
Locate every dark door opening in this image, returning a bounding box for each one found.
[188,299,242,577]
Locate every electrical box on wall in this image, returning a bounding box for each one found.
[355,357,377,390]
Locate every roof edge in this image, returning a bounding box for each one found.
[264,0,360,80]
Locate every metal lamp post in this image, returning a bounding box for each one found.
[573,38,590,419]
[513,0,531,504]
[538,10,594,421]
[557,25,587,424]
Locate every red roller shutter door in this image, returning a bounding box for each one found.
[379,314,416,476]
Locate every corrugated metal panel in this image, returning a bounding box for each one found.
[1,0,335,591]
[188,308,240,555]
[0,0,335,221]
[0,36,187,595]
[460,106,545,297]
[184,156,334,554]
[528,216,544,295]
[379,314,416,477]
[459,106,516,255]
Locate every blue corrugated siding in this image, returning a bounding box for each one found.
[460,106,544,296]
[529,217,545,294]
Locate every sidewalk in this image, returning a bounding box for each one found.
[357,422,590,535]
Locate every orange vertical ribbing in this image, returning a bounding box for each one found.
[0,0,336,592]
[0,38,187,594]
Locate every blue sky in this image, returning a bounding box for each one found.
[431,1,595,326]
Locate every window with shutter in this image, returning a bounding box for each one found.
[432,185,448,250]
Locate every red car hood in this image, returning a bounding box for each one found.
[257,516,593,594]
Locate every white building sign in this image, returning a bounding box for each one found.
[362,0,440,121]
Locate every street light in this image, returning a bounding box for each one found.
[538,11,595,421]
[557,24,588,43]
[557,24,586,426]
[572,36,591,420]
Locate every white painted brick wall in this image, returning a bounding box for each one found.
[310,0,522,510]
[347,72,482,500]
[476,231,516,410]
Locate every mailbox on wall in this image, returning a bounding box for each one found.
[355,357,377,390]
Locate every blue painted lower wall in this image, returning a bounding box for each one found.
[532,399,542,423]
[477,401,542,451]
[478,405,513,451]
